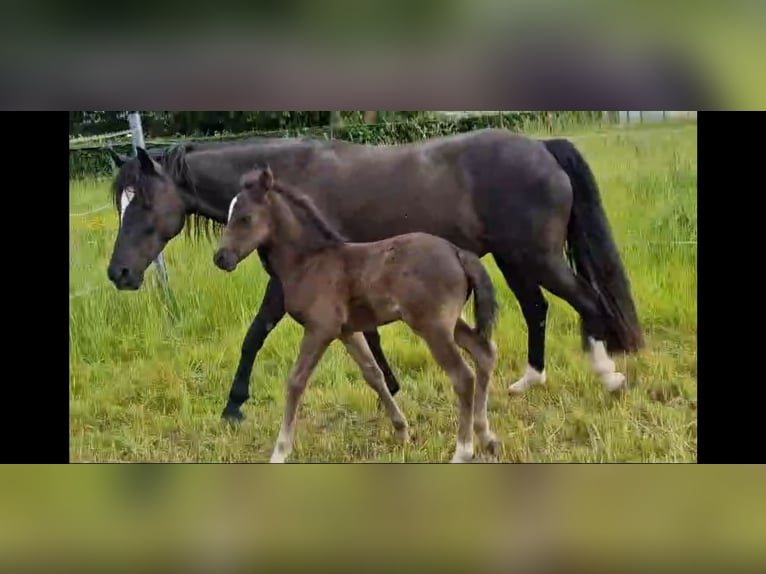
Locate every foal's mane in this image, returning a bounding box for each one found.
[271,179,347,250]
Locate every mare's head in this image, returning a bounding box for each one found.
[213,165,279,272]
[106,147,187,290]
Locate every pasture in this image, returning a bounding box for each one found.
[69,123,697,462]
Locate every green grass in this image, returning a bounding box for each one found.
[69,123,697,462]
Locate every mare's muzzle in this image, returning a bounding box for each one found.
[213,248,238,272]
[107,263,143,290]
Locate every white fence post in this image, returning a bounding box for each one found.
[128,111,170,289]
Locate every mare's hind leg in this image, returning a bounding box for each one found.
[270,329,332,463]
[493,253,549,395]
[454,319,499,457]
[534,254,626,393]
[417,324,476,463]
[341,332,409,442]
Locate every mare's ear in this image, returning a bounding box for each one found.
[259,164,274,189]
[136,147,162,176]
[106,146,127,168]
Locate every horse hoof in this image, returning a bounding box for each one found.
[508,368,546,395]
[450,445,475,463]
[484,437,501,458]
[508,382,528,396]
[394,426,410,444]
[221,408,245,426]
[450,454,473,463]
[603,372,626,394]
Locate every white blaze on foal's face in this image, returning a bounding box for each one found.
[120,187,135,224]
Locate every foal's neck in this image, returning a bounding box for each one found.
[263,200,340,284]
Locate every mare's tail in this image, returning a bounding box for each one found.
[543,137,644,352]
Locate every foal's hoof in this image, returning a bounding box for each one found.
[394,426,410,444]
[450,444,475,463]
[603,372,626,394]
[221,408,245,426]
[450,453,474,463]
[484,437,501,458]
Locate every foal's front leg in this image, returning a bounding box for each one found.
[270,329,332,463]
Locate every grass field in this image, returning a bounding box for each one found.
[69,123,697,462]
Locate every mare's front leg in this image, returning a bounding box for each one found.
[493,253,549,394]
[221,278,286,423]
[362,330,402,396]
[270,329,332,463]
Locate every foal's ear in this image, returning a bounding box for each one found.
[259,165,274,189]
[136,147,158,175]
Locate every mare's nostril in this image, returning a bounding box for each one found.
[108,265,131,284]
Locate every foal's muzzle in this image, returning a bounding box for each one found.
[213,248,238,272]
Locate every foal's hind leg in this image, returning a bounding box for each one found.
[418,325,476,463]
[454,319,499,457]
[341,332,409,442]
[270,329,332,463]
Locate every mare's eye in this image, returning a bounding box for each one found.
[239,215,251,225]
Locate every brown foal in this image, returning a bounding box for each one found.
[213,166,500,463]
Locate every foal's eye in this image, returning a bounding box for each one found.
[239,215,251,225]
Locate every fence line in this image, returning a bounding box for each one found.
[70,204,111,217]
[624,240,696,246]
[69,129,133,147]
[68,116,697,152]
[566,126,695,142]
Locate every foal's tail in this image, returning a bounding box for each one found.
[543,138,645,353]
[456,249,498,346]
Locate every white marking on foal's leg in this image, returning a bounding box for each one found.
[119,187,135,224]
[227,196,239,223]
[588,337,625,392]
[269,428,292,463]
[508,364,547,395]
[450,440,475,463]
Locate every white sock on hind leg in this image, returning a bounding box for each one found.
[588,337,625,392]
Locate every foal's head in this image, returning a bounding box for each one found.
[214,165,283,272]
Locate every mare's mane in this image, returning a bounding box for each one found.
[109,137,326,242]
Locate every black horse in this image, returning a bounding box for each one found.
[106,129,643,422]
